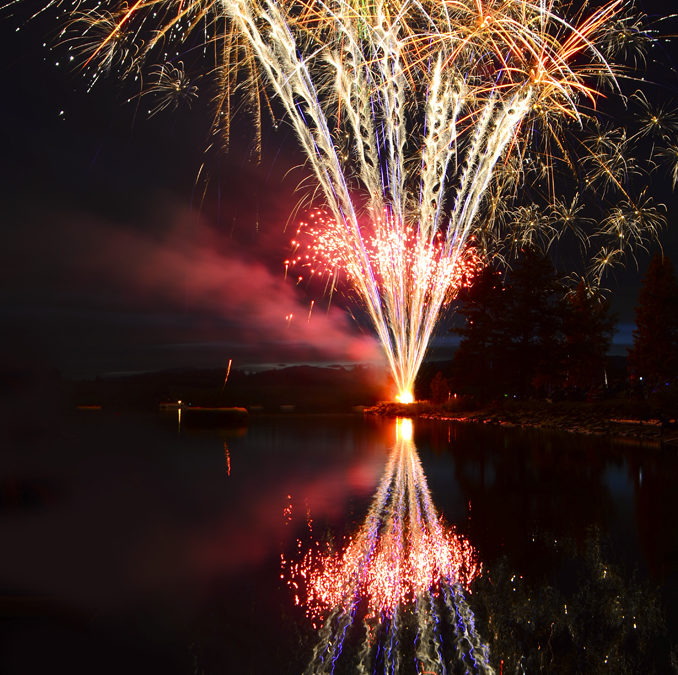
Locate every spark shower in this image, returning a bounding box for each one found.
[41,0,667,399]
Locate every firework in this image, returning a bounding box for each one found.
[282,418,490,673]
[43,0,673,399]
[289,209,483,399]
[145,61,198,117]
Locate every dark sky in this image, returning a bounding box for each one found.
[1,2,677,378]
[0,6,382,377]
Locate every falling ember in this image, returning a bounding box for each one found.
[282,494,293,525]
[221,358,232,391]
[282,419,489,672]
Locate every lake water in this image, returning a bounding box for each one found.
[2,411,677,673]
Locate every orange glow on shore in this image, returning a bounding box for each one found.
[395,390,415,405]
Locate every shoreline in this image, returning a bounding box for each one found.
[365,401,678,445]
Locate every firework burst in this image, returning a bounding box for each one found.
[145,61,198,117]
[34,0,676,398]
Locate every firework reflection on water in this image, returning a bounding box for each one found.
[282,418,491,674]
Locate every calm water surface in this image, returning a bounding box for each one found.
[2,411,677,673]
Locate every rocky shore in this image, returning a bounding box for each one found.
[366,400,678,445]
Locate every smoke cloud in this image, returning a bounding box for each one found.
[0,197,382,375]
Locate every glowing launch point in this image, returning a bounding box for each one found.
[395,391,414,405]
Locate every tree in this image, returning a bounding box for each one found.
[429,371,450,404]
[451,250,566,398]
[561,281,616,393]
[450,264,509,399]
[501,248,564,396]
[451,250,621,399]
[628,254,678,388]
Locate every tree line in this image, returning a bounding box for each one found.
[422,250,678,403]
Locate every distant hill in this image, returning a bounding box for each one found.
[71,364,389,412]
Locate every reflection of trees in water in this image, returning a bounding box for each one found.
[471,529,671,672]
[416,420,676,671]
[630,451,678,580]
[425,422,615,568]
[629,451,678,670]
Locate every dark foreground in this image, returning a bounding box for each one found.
[2,409,677,673]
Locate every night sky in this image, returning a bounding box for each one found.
[1,1,678,378]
